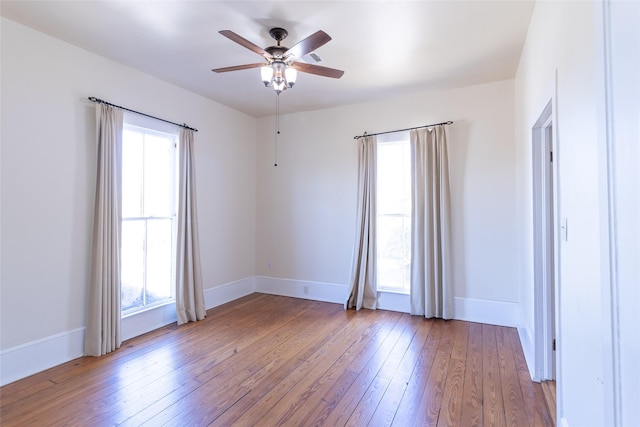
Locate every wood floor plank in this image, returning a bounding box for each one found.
[517,371,555,427]
[208,311,350,425]
[255,310,400,426]
[211,308,378,426]
[304,312,414,426]
[324,314,415,425]
[495,326,529,427]
[124,299,344,426]
[451,320,470,361]
[391,319,443,426]
[416,320,456,426]
[483,324,507,427]
[344,376,391,426]
[0,294,555,427]
[507,327,530,373]
[368,377,409,427]
[6,295,304,426]
[369,316,432,427]
[44,295,313,426]
[541,380,557,425]
[437,358,466,427]
[459,322,484,427]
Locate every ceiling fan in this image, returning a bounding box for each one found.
[212,27,344,93]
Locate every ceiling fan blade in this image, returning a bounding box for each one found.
[212,63,265,73]
[291,62,344,79]
[219,30,271,59]
[284,30,332,59]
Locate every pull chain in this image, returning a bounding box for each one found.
[274,94,280,167]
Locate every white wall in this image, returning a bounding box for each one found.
[255,80,519,319]
[514,2,608,426]
[0,17,256,352]
[598,1,640,425]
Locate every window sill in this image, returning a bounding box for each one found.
[378,288,409,296]
[122,299,175,319]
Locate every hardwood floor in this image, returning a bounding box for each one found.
[541,381,557,426]
[0,294,555,426]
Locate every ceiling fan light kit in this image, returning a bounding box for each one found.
[261,61,297,92]
[212,27,344,95]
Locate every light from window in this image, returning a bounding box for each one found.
[121,124,177,313]
[377,133,411,293]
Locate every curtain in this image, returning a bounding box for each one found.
[345,135,378,310]
[85,104,123,356]
[175,128,206,325]
[410,125,453,319]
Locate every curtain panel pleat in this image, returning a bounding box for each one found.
[175,128,206,325]
[85,104,123,356]
[345,135,378,310]
[410,125,453,319]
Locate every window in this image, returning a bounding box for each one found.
[121,119,178,313]
[377,131,412,293]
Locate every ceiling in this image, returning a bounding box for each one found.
[1,1,535,117]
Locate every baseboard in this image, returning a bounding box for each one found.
[0,327,85,386]
[453,296,519,327]
[0,276,257,387]
[560,417,569,427]
[255,276,346,304]
[1,278,521,387]
[518,324,537,380]
[123,276,256,341]
[204,276,256,309]
[255,277,519,329]
[517,306,537,381]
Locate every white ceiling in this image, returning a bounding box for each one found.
[1,1,534,117]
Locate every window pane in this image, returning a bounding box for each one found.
[377,139,411,292]
[122,130,144,218]
[143,134,175,217]
[145,218,173,304]
[121,220,145,311]
[121,124,177,314]
[377,144,407,216]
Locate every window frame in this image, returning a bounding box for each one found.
[376,131,412,294]
[120,115,179,316]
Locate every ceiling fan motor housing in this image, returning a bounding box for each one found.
[269,27,288,43]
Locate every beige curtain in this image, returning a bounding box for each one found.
[85,104,123,356]
[175,128,206,325]
[346,135,378,310]
[410,125,453,319]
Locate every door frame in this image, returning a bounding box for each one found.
[532,94,560,383]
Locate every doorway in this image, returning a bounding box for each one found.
[532,100,557,382]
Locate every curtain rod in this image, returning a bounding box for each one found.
[88,97,198,132]
[353,120,453,140]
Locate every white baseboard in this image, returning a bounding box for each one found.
[122,276,256,341]
[453,296,519,327]
[255,277,519,329]
[517,324,537,380]
[204,276,256,309]
[0,327,85,386]
[516,306,537,381]
[0,276,256,387]
[255,276,346,304]
[1,277,522,387]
